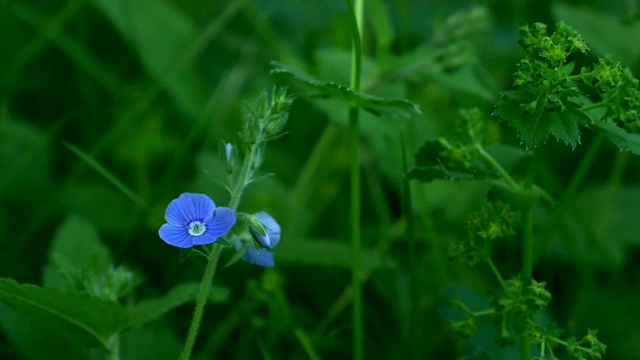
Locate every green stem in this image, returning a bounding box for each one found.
[401,130,419,360]
[519,207,534,360]
[180,135,259,359]
[344,1,364,359]
[564,132,604,200]
[486,258,507,291]
[228,141,261,211]
[473,308,497,317]
[579,101,607,112]
[179,244,224,360]
[106,334,120,360]
[521,208,534,282]
[348,105,363,360]
[476,144,519,190]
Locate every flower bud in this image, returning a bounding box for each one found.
[248,212,281,248]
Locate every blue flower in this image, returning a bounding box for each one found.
[239,245,275,267]
[159,193,235,248]
[235,212,281,267]
[249,212,281,248]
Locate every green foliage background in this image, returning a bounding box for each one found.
[1,0,639,359]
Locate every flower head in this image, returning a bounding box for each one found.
[159,193,235,248]
[249,212,281,248]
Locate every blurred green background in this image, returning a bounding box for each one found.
[1,0,640,359]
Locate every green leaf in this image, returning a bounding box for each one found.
[43,215,112,289]
[494,91,590,148]
[547,106,591,148]
[0,278,129,346]
[595,119,640,154]
[0,303,90,360]
[270,61,421,117]
[127,282,229,328]
[494,90,549,148]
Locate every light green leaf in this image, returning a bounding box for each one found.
[271,62,421,117]
[0,278,130,346]
[42,215,112,289]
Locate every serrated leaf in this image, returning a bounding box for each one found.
[595,119,640,154]
[409,139,476,182]
[0,278,129,346]
[494,91,590,148]
[271,61,421,116]
[127,282,229,328]
[547,106,590,148]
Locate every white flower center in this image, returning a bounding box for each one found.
[188,221,206,236]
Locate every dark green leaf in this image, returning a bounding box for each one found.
[547,106,591,148]
[0,278,129,345]
[494,91,590,148]
[270,61,421,116]
[0,303,92,360]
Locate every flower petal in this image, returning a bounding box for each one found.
[251,212,281,248]
[165,193,215,226]
[159,224,193,248]
[242,247,275,267]
[191,207,236,245]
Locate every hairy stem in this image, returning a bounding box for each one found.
[181,136,259,359]
[180,244,224,360]
[345,0,364,359]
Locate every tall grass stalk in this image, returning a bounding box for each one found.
[344,0,364,359]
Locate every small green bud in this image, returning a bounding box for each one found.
[219,140,236,175]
